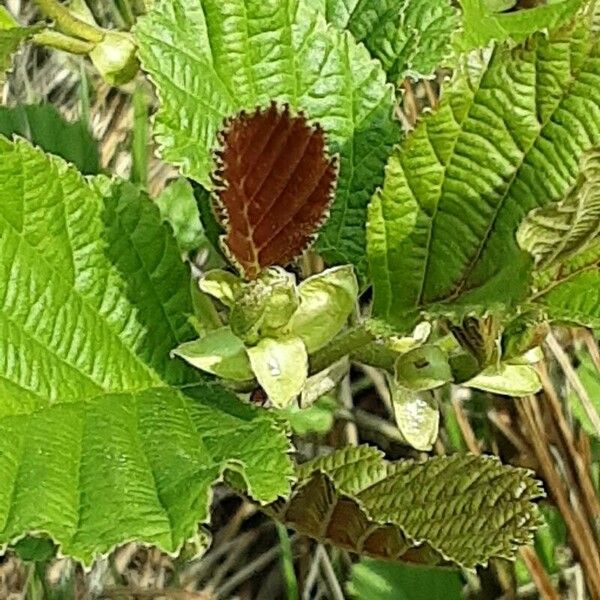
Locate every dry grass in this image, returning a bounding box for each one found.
[1,3,599,599]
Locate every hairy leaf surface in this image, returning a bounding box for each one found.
[304,0,460,80]
[214,105,336,279]
[268,446,542,568]
[458,0,584,50]
[368,14,600,330]
[0,139,293,563]
[134,0,400,278]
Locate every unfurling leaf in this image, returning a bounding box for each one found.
[449,316,500,369]
[395,346,452,391]
[389,382,439,451]
[518,148,600,270]
[89,31,139,86]
[465,363,542,396]
[213,104,337,279]
[200,270,243,308]
[290,265,359,353]
[247,337,308,408]
[368,13,600,330]
[172,327,254,381]
[267,446,543,568]
[229,268,299,343]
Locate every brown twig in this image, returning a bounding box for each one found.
[517,396,600,599]
[451,395,561,600]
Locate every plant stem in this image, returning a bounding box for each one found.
[34,0,104,43]
[33,29,95,54]
[131,84,149,187]
[308,326,374,375]
[308,324,403,375]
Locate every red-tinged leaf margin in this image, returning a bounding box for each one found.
[212,102,338,280]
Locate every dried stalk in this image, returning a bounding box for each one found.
[546,332,600,437]
[517,397,600,599]
[450,395,559,600]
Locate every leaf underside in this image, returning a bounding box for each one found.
[214,104,337,279]
[0,138,293,564]
[134,0,400,279]
[368,11,600,331]
[268,446,543,568]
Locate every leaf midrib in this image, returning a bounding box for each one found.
[424,26,596,305]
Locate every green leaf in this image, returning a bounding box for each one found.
[134,0,400,278]
[269,445,543,567]
[172,327,254,381]
[348,558,462,600]
[465,363,542,396]
[0,138,293,564]
[368,14,600,331]
[0,104,99,175]
[458,0,584,50]
[248,337,308,408]
[200,269,243,308]
[89,30,139,86]
[305,0,460,81]
[389,384,439,451]
[290,265,358,353]
[281,396,337,436]
[518,148,600,270]
[154,178,204,252]
[535,268,600,328]
[569,354,600,436]
[395,345,452,391]
[12,536,57,563]
[518,149,600,328]
[0,8,37,84]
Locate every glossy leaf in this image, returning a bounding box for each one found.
[368,14,600,331]
[214,105,336,279]
[305,0,460,80]
[389,383,439,451]
[395,346,452,391]
[465,363,542,396]
[0,138,293,564]
[268,446,543,568]
[248,337,309,408]
[172,327,254,381]
[135,0,400,278]
[290,265,358,353]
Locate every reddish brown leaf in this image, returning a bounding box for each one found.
[213,103,337,279]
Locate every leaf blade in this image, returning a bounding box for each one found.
[0,138,293,564]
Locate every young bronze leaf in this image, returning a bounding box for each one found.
[266,446,543,568]
[213,103,337,279]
